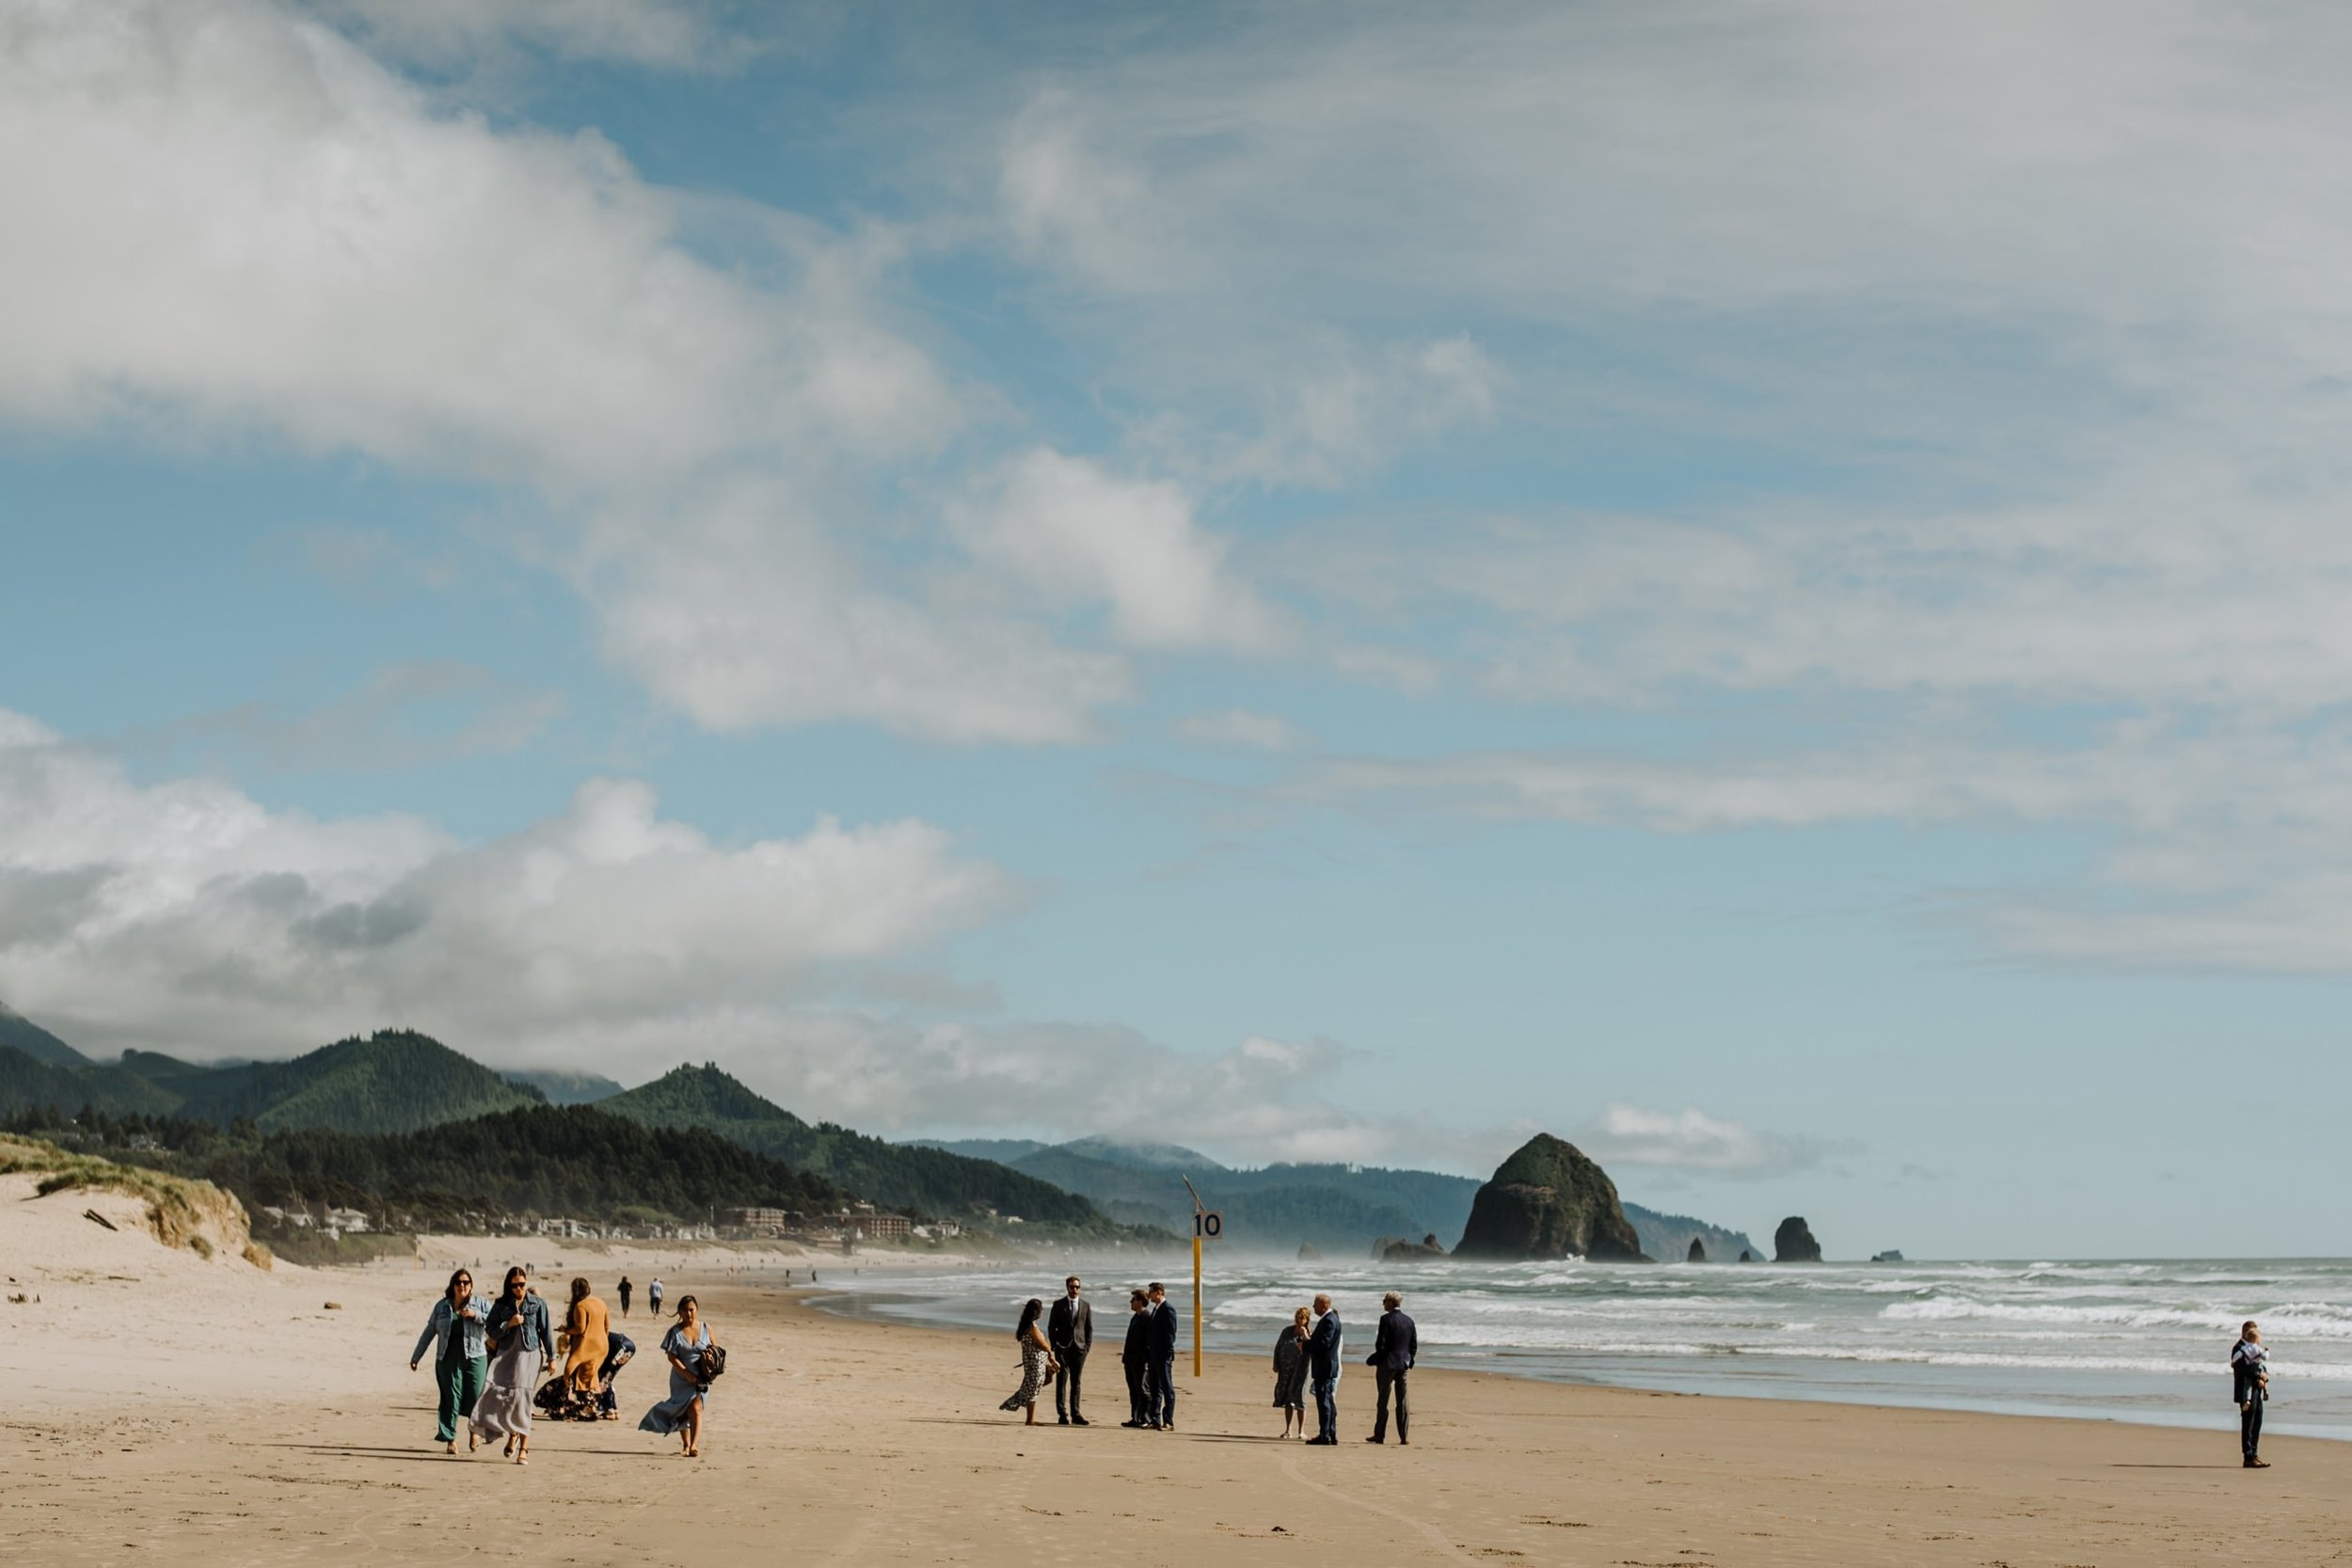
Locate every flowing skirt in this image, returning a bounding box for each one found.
[471,1338,539,1443]
[640,1369,705,1435]
[999,1342,1050,1411]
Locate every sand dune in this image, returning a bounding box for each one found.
[1,1198,2344,1566]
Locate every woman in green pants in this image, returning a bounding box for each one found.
[411,1269,495,1453]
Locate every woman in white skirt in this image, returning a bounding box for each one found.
[471,1267,552,1464]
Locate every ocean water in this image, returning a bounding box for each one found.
[809,1255,2352,1440]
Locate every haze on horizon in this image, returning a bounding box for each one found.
[4,0,2348,1259]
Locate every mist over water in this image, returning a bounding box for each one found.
[812,1255,2352,1440]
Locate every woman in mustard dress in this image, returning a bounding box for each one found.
[562,1276,611,1400]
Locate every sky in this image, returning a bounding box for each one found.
[4,0,2350,1258]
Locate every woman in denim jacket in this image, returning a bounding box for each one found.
[410,1268,496,1453]
[470,1266,553,1464]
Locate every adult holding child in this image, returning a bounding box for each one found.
[999,1298,1059,1425]
[410,1267,494,1453]
[641,1294,720,1457]
[472,1266,553,1464]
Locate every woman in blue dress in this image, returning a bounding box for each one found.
[640,1294,718,1457]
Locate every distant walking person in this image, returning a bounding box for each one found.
[647,1276,664,1318]
[999,1298,1059,1425]
[2233,1320,2270,1468]
[641,1295,719,1457]
[562,1276,611,1399]
[1272,1306,1311,1438]
[410,1268,494,1453]
[1120,1290,1153,1427]
[1305,1293,1344,1445]
[617,1275,633,1317]
[1049,1275,1094,1426]
[1146,1282,1179,1431]
[472,1266,553,1465]
[1366,1291,1418,1445]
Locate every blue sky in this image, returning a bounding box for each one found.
[5,0,2351,1257]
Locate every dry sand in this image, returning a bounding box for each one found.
[2,1183,2344,1567]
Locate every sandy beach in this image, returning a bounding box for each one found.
[3,1183,2344,1568]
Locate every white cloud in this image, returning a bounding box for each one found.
[1576,1103,1857,1180]
[0,0,1159,746]
[0,709,1015,1062]
[1172,709,1311,753]
[0,0,953,483]
[960,449,1276,652]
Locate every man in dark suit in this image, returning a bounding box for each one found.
[1120,1289,1153,1426]
[1305,1292,1343,1444]
[1048,1275,1093,1425]
[1146,1281,1179,1431]
[1366,1290,1417,1445]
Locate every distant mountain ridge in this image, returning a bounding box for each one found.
[0,1009,1120,1235]
[919,1132,1756,1260]
[599,1066,1120,1232]
[0,1001,89,1068]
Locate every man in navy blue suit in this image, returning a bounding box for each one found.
[1146,1281,1179,1431]
[1305,1292,1344,1444]
[1365,1291,1418,1444]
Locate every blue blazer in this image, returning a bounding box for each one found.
[1149,1300,1180,1357]
[1308,1310,1344,1381]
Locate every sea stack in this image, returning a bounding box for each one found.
[1773,1215,1823,1262]
[1686,1237,1707,1262]
[1452,1133,1646,1261]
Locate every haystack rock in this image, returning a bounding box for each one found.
[1686,1238,1707,1262]
[1773,1215,1823,1262]
[1452,1133,1646,1261]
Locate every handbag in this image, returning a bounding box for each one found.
[701,1342,727,1382]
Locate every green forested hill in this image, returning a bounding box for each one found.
[0,1044,182,1118]
[170,1030,544,1133]
[7,1102,843,1232]
[603,1065,1115,1229]
[0,1024,547,1133]
[0,1002,88,1067]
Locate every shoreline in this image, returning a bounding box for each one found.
[7,1208,2348,1564]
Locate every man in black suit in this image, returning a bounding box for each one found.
[1120,1289,1153,1426]
[1366,1290,1417,1445]
[1146,1281,1179,1431]
[1048,1275,1093,1425]
[1305,1292,1343,1444]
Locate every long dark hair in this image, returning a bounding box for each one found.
[444,1268,473,1303]
[569,1275,592,1305]
[1016,1297,1043,1339]
[503,1266,529,1293]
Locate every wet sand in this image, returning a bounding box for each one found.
[1,1196,2343,1566]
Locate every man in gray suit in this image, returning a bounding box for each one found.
[1048,1274,1094,1425]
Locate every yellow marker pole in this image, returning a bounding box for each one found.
[1192,1229,1203,1378]
[1182,1174,1206,1378]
